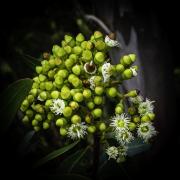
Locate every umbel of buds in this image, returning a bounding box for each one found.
[20,31,157,163]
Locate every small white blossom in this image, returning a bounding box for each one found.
[105,35,120,47]
[106,146,119,160]
[115,130,134,145]
[130,67,138,76]
[50,99,65,115]
[138,98,155,116]
[67,122,87,140]
[89,76,96,90]
[110,113,130,132]
[130,95,143,105]
[84,61,97,75]
[137,122,157,142]
[102,62,113,82]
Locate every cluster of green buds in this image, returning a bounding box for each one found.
[20,31,157,163]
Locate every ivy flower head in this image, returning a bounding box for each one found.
[137,122,157,142]
[67,122,87,140]
[115,130,134,145]
[106,146,119,160]
[105,35,120,47]
[102,62,113,82]
[138,98,155,116]
[110,113,130,132]
[50,99,65,115]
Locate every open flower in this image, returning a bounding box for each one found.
[129,95,143,105]
[138,98,155,116]
[105,35,120,47]
[89,76,96,90]
[67,122,87,140]
[137,122,157,142]
[50,99,65,115]
[106,146,119,160]
[115,130,134,145]
[84,61,97,75]
[102,62,113,82]
[130,67,138,76]
[110,113,130,132]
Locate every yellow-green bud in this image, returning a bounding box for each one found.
[129,54,136,62]
[65,58,74,69]
[52,45,66,57]
[45,99,52,107]
[61,86,71,100]
[26,109,34,118]
[73,46,82,55]
[94,96,103,105]
[34,126,40,132]
[57,69,69,78]
[72,65,81,75]
[69,101,79,110]
[60,127,67,136]
[47,113,54,121]
[36,66,42,74]
[39,91,48,100]
[64,45,72,54]
[35,114,43,121]
[147,113,155,120]
[125,90,139,97]
[95,40,106,51]
[45,81,53,91]
[128,107,136,115]
[51,91,60,99]
[48,70,55,79]
[82,50,92,62]
[39,74,47,82]
[141,115,150,122]
[32,119,38,126]
[95,86,104,95]
[27,95,34,103]
[43,122,50,130]
[92,108,102,119]
[71,115,81,124]
[133,116,140,123]
[39,82,45,90]
[63,106,72,117]
[87,126,96,133]
[120,55,132,66]
[83,89,92,99]
[76,33,85,42]
[94,31,103,40]
[56,118,67,127]
[116,64,125,73]
[115,106,123,114]
[106,87,117,97]
[87,101,95,110]
[30,88,38,97]
[128,122,136,131]
[94,52,105,64]
[22,115,29,124]
[73,92,84,102]
[122,69,133,80]
[99,122,106,131]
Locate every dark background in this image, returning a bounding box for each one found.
[0,0,179,179]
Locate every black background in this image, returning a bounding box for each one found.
[0,0,179,179]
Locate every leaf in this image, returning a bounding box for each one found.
[0,78,33,133]
[35,141,79,167]
[68,146,90,173]
[127,138,151,157]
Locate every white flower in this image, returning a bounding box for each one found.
[89,76,96,90]
[138,98,155,116]
[67,122,87,140]
[106,146,119,160]
[102,62,113,82]
[118,145,128,156]
[130,95,143,105]
[105,35,120,47]
[84,61,97,75]
[50,99,65,115]
[110,113,130,132]
[137,122,157,142]
[115,130,134,145]
[130,67,138,76]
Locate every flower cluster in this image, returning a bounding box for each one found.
[20,31,157,163]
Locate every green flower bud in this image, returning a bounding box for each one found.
[35,114,43,121]
[86,41,93,50]
[122,69,133,80]
[95,86,104,95]
[60,127,67,136]
[87,101,95,110]
[94,52,105,64]
[76,33,85,42]
[55,75,64,86]
[85,114,92,123]
[22,115,29,124]
[99,122,106,131]
[32,119,38,126]
[48,70,55,79]
[56,118,67,127]
[39,82,45,90]
[49,58,56,68]
[45,81,53,91]
[69,54,78,62]
[68,74,77,83]
[73,46,82,55]
[70,88,81,96]
[120,55,132,66]
[30,88,38,97]
[141,115,150,122]
[81,41,87,49]
[26,109,34,118]
[92,108,102,119]
[43,122,50,130]
[129,54,136,62]
[128,107,136,115]
[65,58,75,69]
[45,99,52,107]
[22,99,29,108]
[33,77,40,83]
[94,31,103,40]
[32,82,39,89]
[94,96,103,105]
[71,114,81,124]
[69,101,79,110]
[57,69,69,78]
[116,64,125,73]
[64,45,72,54]
[71,77,82,88]
[34,104,44,114]
[98,66,102,73]
[39,74,47,82]
[73,92,84,102]
[94,76,102,85]
[63,106,72,117]
[95,40,106,51]
[106,87,117,97]
[83,89,92,99]
[82,50,92,62]
[61,86,71,100]
[65,35,73,43]
[36,66,42,74]
[52,45,66,57]
[125,90,139,97]
[34,126,40,132]
[54,58,62,66]
[39,91,48,101]
[87,126,96,133]
[147,113,155,120]
[115,106,123,114]
[51,91,60,99]
[133,116,140,123]
[72,65,81,75]
[47,112,54,121]
[27,95,34,103]
[128,122,136,131]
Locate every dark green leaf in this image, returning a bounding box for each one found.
[0,78,33,133]
[35,141,79,167]
[127,138,151,157]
